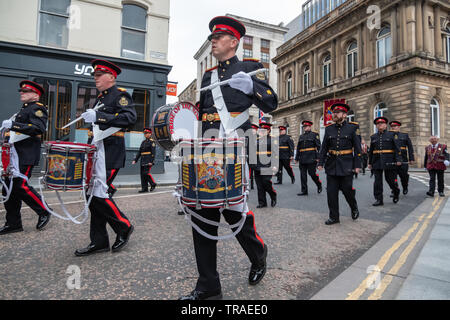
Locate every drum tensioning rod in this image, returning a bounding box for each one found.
[197,68,268,93]
[223,139,229,209]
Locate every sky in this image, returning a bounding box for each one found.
[166,0,307,103]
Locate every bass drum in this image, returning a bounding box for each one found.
[151,102,199,151]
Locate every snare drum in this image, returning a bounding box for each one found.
[151,102,199,151]
[43,142,96,191]
[179,138,247,209]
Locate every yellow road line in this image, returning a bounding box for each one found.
[346,197,443,300]
[367,197,444,300]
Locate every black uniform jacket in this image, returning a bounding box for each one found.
[278,134,294,160]
[392,131,415,162]
[251,135,277,171]
[318,121,362,176]
[89,86,137,170]
[134,138,156,166]
[199,56,277,135]
[368,130,401,170]
[295,131,321,165]
[10,101,48,166]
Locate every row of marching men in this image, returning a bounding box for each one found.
[248,103,448,226]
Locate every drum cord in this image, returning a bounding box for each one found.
[38,177,96,225]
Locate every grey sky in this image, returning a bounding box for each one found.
[167,0,307,103]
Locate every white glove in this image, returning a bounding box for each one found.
[229,71,254,95]
[2,120,12,129]
[81,109,97,123]
[444,160,449,167]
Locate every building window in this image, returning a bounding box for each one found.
[445,25,450,63]
[347,41,358,78]
[431,98,440,137]
[323,54,331,87]
[377,26,392,68]
[243,49,253,58]
[373,102,388,133]
[347,110,355,122]
[286,73,293,100]
[261,52,270,64]
[303,64,310,94]
[243,36,253,46]
[38,0,70,48]
[121,4,147,60]
[261,39,270,49]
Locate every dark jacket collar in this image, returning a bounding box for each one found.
[218,56,239,69]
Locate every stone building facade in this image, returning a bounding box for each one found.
[272,0,450,167]
[178,78,197,105]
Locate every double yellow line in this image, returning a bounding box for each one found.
[346,197,445,300]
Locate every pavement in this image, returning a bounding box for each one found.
[18,162,450,300]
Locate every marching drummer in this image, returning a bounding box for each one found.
[0,80,51,235]
[74,59,137,256]
[132,127,157,193]
[179,16,278,300]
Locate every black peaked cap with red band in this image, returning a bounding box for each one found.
[208,16,246,41]
[374,117,389,125]
[302,120,313,127]
[259,122,272,130]
[143,127,152,133]
[91,59,122,78]
[251,123,259,129]
[330,102,350,113]
[389,120,402,127]
[18,80,44,96]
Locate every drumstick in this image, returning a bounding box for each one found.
[61,103,104,129]
[197,68,268,93]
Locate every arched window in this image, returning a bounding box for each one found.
[431,98,440,137]
[303,64,310,95]
[121,4,147,60]
[373,102,388,133]
[347,41,358,78]
[445,24,450,63]
[377,25,392,67]
[323,54,331,87]
[286,72,293,100]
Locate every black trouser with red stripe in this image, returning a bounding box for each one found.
[2,165,49,228]
[394,164,409,191]
[299,163,322,194]
[276,159,295,183]
[89,169,131,246]
[191,208,266,292]
[326,174,358,221]
[254,170,277,206]
[140,165,156,191]
[107,169,119,196]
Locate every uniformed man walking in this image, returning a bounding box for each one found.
[368,117,402,206]
[295,120,322,196]
[389,121,414,195]
[0,81,51,235]
[248,123,259,190]
[318,103,361,225]
[424,136,449,197]
[253,122,278,208]
[179,16,277,300]
[75,59,137,256]
[275,126,295,185]
[132,127,157,193]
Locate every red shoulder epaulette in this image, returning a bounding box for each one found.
[205,66,218,73]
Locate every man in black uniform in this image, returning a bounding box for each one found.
[179,16,277,300]
[132,127,157,193]
[253,122,278,208]
[368,117,402,206]
[275,126,295,185]
[389,120,414,195]
[75,59,137,256]
[318,103,361,225]
[0,81,51,235]
[295,120,322,196]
